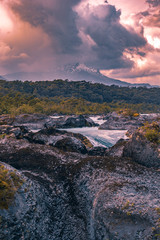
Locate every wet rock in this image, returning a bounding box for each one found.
[45,115,98,128]
[1,114,160,239]
[0,125,12,135]
[21,127,92,152]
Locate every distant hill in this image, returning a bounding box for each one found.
[3,63,153,88]
[0,79,160,105]
[0,75,6,80]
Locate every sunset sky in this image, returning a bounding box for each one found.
[0,0,160,85]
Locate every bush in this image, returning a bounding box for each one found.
[145,129,160,143]
[142,122,160,144]
[0,164,24,209]
[118,109,139,118]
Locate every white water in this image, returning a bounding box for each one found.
[62,127,127,148]
[50,115,65,119]
[53,115,127,148]
[90,116,106,125]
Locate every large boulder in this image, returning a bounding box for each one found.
[99,112,143,130]
[0,162,58,240]
[99,112,160,131]
[55,137,88,154]
[45,115,98,128]
[123,122,160,168]
[106,138,127,157]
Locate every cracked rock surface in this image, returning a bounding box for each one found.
[0,135,160,240]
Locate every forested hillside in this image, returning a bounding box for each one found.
[0,79,160,115]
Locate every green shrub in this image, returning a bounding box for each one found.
[0,134,7,139]
[0,164,24,209]
[142,122,160,144]
[145,129,160,143]
[118,109,139,118]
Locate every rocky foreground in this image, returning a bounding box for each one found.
[0,114,160,240]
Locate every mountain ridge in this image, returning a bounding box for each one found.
[2,63,154,88]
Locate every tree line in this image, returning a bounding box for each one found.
[0,79,160,115]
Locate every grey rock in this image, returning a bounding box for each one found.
[55,136,88,154]
[21,127,92,153]
[88,146,107,156]
[0,138,159,240]
[0,115,14,125]
[99,112,160,131]
[106,138,127,157]
[123,131,160,168]
[45,115,98,129]
[12,114,49,130]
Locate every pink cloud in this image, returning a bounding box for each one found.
[0,0,159,85]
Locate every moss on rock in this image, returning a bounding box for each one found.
[0,163,24,209]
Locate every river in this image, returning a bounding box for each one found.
[61,116,127,148]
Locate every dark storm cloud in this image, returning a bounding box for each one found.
[146,0,160,7]
[81,4,147,69]
[1,0,148,75]
[9,0,82,54]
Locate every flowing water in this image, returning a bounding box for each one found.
[61,127,127,148]
[61,116,127,148]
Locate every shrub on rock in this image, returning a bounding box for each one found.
[0,163,24,209]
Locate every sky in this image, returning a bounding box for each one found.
[0,0,160,85]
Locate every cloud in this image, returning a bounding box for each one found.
[146,0,160,7]
[76,3,146,69]
[101,44,160,85]
[96,0,160,85]
[0,0,147,73]
[0,0,159,85]
[0,14,53,74]
[8,0,82,54]
[141,8,160,28]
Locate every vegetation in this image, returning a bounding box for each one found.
[142,122,160,144]
[0,134,7,139]
[1,79,160,105]
[118,109,140,118]
[0,79,160,115]
[0,164,24,209]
